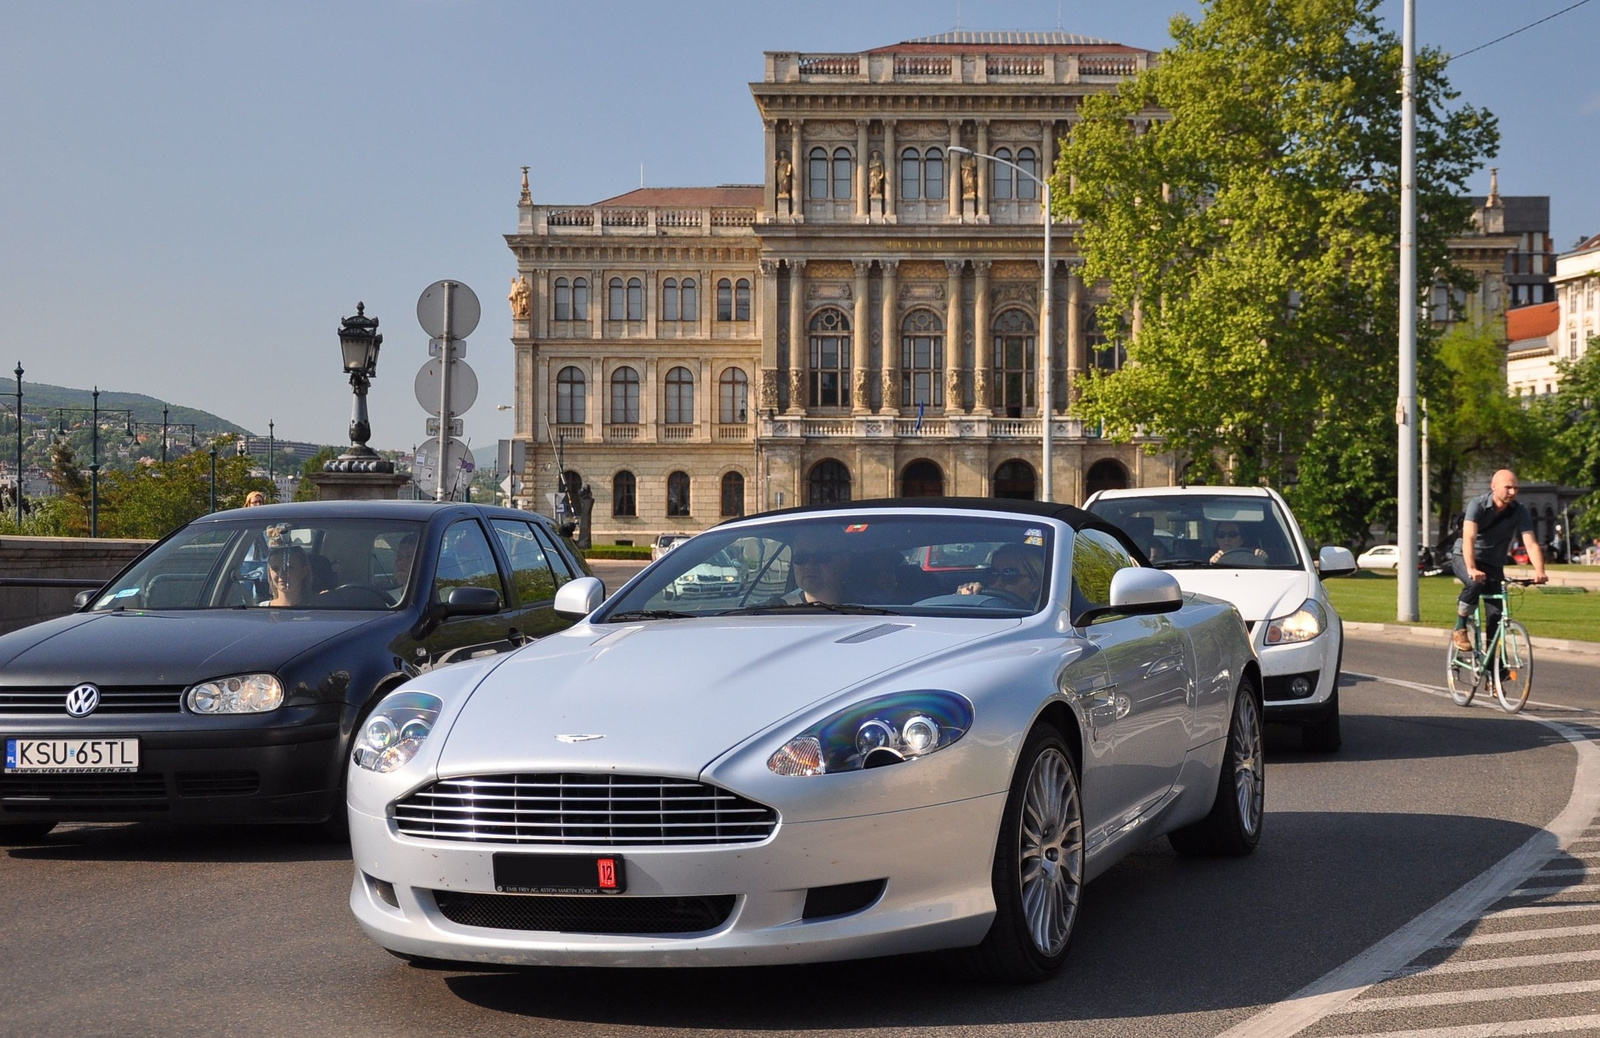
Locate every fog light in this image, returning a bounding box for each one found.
[1290,676,1312,697]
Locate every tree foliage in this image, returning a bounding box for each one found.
[1529,341,1600,539]
[294,447,341,501]
[1054,0,1498,542]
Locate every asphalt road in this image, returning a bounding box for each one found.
[2,632,1595,1038]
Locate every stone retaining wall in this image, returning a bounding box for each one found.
[0,537,153,636]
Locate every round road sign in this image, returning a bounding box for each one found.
[416,280,481,340]
[414,357,479,417]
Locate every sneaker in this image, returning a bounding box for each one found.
[1451,628,1472,652]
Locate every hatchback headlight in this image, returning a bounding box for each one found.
[352,691,442,773]
[1265,599,1326,645]
[768,691,973,776]
[186,674,284,714]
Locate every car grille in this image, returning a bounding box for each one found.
[0,685,186,715]
[431,890,736,935]
[175,771,260,798]
[0,773,169,809]
[394,773,778,846]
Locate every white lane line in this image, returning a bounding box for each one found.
[1488,902,1600,918]
[1341,1013,1600,1038]
[1398,948,1600,976]
[1336,978,1600,1013]
[1215,694,1600,1038]
[1440,923,1600,946]
[1529,869,1595,879]
[1345,672,1587,715]
[1509,883,1600,896]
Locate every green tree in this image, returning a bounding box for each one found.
[1530,341,1600,540]
[1055,0,1497,542]
[44,437,90,536]
[294,447,341,501]
[97,438,273,539]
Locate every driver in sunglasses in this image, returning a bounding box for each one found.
[957,544,1044,605]
[1208,523,1267,564]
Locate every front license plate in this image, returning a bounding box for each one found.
[5,737,140,773]
[493,853,627,895]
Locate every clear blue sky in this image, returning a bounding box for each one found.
[2,0,1594,453]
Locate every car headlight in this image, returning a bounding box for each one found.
[186,674,284,714]
[352,691,443,773]
[768,691,973,776]
[1265,599,1326,645]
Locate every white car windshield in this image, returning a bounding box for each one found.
[601,514,1056,619]
[1088,494,1304,571]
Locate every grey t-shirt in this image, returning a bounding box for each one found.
[1452,491,1533,563]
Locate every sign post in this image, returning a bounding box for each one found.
[415,280,481,500]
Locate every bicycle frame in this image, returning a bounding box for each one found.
[1447,578,1535,713]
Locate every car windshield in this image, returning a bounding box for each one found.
[89,519,427,611]
[1087,494,1303,571]
[600,514,1055,620]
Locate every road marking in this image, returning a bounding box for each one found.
[1396,948,1600,976]
[1441,922,1600,946]
[1336,978,1600,1013]
[1508,882,1600,896]
[1345,672,1590,714]
[1489,901,1600,918]
[1341,1014,1600,1038]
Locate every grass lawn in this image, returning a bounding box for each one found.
[1323,570,1600,642]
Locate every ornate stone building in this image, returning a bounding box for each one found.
[506,32,1175,543]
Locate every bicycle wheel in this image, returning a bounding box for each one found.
[1494,620,1534,714]
[1446,619,1481,706]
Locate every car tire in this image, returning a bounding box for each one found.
[951,726,1083,983]
[1170,675,1264,857]
[0,821,56,844]
[1300,688,1342,753]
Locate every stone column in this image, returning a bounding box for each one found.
[947,120,962,219]
[852,261,871,413]
[1036,260,1049,415]
[883,121,897,220]
[973,260,992,414]
[1066,269,1085,404]
[787,259,806,415]
[590,357,604,440]
[855,121,869,220]
[763,119,778,217]
[975,121,990,221]
[945,260,964,411]
[590,268,602,340]
[880,260,898,413]
[759,259,781,414]
[789,120,804,219]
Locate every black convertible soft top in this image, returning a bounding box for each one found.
[733,496,1103,532]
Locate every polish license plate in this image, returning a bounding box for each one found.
[5,737,140,773]
[493,853,626,895]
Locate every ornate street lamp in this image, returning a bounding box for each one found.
[325,302,394,473]
[12,362,22,528]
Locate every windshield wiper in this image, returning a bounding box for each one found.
[603,609,697,622]
[722,602,898,616]
[1155,559,1205,568]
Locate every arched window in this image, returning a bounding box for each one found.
[734,278,751,321]
[809,308,851,408]
[627,277,643,321]
[900,309,945,408]
[923,147,945,201]
[993,460,1036,500]
[610,366,640,424]
[680,278,698,321]
[992,309,1036,417]
[662,278,679,321]
[571,277,589,320]
[718,367,749,424]
[807,460,852,505]
[664,366,694,424]
[900,148,920,201]
[832,147,852,199]
[556,365,586,424]
[667,471,691,517]
[1085,459,1130,496]
[992,147,1014,200]
[720,472,745,517]
[554,278,572,321]
[808,147,829,199]
[612,471,636,517]
[1016,147,1038,200]
[900,460,944,497]
[717,278,733,321]
[608,277,625,320]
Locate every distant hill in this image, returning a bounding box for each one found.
[16,381,250,435]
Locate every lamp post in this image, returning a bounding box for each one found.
[54,393,133,537]
[324,302,394,474]
[12,362,22,528]
[951,146,1055,501]
[209,442,218,513]
[268,419,275,491]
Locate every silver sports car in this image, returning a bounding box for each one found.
[347,499,1261,982]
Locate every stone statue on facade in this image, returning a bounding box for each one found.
[775,150,794,201]
[868,151,885,199]
[508,276,531,320]
[961,155,977,201]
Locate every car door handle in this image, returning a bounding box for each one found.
[1144,654,1186,678]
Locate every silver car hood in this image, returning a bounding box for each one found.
[436,616,1007,776]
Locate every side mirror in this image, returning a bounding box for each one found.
[74,589,97,609]
[440,586,502,617]
[554,576,605,619]
[1077,568,1183,626]
[1318,545,1357,577]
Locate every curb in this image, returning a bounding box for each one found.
[1344,620,1600,660]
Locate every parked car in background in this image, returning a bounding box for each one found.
[1085,486,1355,753]
[665,547,743,600]
[348,498,1262,982]
[0,501,593,844]
[1357,544,1403,571]
[651,533,692,561]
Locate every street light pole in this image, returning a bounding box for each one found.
[12,362,22,528]
[1396,0,1420,620]
[90,387,101,538]
[209,443,218,513]
[268,419,275,491]
[951,147,1054,501]
[161,405,169,464]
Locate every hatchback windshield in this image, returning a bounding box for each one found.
[602,514,1055,619]
[1087,494,1302,571]
[90,519,427,611]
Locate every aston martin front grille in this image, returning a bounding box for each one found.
[0,685,186,715]
[432,890,735,935]
[393,773,778,846]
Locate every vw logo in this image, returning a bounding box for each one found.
[65,684,101,718]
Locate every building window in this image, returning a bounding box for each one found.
[553,277,588,321]
[899,147,946,202]
[807,459,851,505]
[735,278,750,321]
[717,278,733,321]
[808,147,829,199]
[718,367,749,424]
[900,148,922,201]
[612,471,636,517]
[992,309,1036,416]
[833,147,852,199]
[1015,147,1038,200]
[1086,309,1124,372]
[667,471,691,517]
[721,472,745,517]
[809,308,851,408]
[556,366,586,424]
[610,366,640,424]
[664,366,694,424]
[680,278,697,321]
[900,309,944,407]
[900,459,943,497]
[663,278,679,321]
[627,277,643,321]
[923,147,945,200]
[554,278,571,321]
[608,278,625,320]
[993,148,1014,199]
[993,460,1037,500]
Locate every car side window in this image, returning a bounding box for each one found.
[1071,527,1136,624]
[492,519,559,605]
[434,520,505,604]
[530,523,579,585]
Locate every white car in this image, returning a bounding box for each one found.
[1357,544,1402,571]
[666,547,743,600]
[650,533,691,561]
[1086,486,1356,753]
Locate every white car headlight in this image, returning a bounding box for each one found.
[1265,599,1326,645]
[186,674,284,714]
[352,691,442,773]
[768,691,973,776]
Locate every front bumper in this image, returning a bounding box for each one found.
[1254,621,1340,717]
[348,791,1004,968]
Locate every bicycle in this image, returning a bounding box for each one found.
[1446,577,1537,713]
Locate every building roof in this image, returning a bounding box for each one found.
[1465,195,1549,235]
[1506,301,1559,341]
[1570,231,1600,255]
[591,186,763,208]
[868,30,1144,54]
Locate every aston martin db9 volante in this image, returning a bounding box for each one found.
[0,501,590,842]
[348,499,1261,982]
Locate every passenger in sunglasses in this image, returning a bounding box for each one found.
[957,544,1044,606]
[1208,523,1267,564]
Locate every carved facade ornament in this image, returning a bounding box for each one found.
[788,368,805,408]
[853,368,870,407]
[808,282,852,301]
[990,260,1040,279]
[880,370,897,411]
[806,260,855,279]
[760,368,780,410]
[992,283,1038,307]
[897,260,948,281]
[896,121,948,141]
[759,259,780,277]
[961,156,978,200]
[508,276,531,320]
[900,282,945,303]
[775,151,794,200]
[519,166,532,205]
[868,151,885,198]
